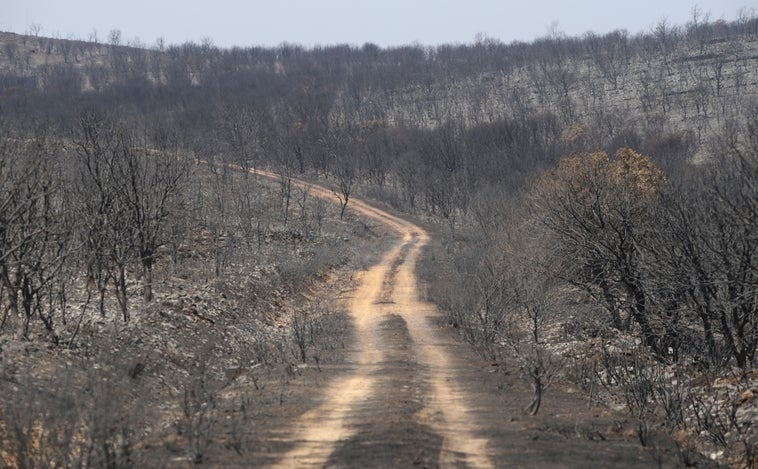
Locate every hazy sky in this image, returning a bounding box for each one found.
[1,1,753,49]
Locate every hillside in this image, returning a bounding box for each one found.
[3,20,758,139]
[1,10,757,467]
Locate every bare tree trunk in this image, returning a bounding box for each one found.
[115,266,128,323]
[143,263,153,303]
[524,374,543,416]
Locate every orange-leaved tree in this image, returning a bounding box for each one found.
[528,148,666,356]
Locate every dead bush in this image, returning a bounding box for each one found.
[1,354,145,468]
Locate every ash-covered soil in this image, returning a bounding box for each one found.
[0,170,711,468]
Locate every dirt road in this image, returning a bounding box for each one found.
[253,169,681,468]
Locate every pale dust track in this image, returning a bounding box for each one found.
[254,169,494,468]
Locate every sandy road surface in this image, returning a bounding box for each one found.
[252,170,493,468]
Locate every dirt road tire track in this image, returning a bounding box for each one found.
[252,169,494,468]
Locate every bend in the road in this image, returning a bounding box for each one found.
[255,169,494,468]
